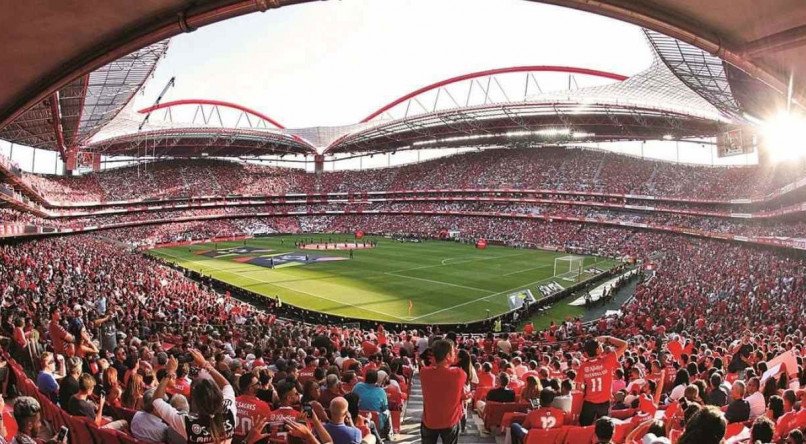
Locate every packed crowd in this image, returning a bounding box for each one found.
[6,201,799,242]
[0,216,804,443]
[13,148,806,204]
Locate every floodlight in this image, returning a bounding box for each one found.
[761,111,806,162]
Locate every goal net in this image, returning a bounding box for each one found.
[554,255,585,281]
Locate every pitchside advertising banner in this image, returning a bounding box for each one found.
[507,289,537,311]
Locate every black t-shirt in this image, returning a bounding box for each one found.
[486,387,516,403]
[66,395,97,420]
[725,398,750,423]
[706,387,729,407]
[728,343,753,373]
[59,375,80,407]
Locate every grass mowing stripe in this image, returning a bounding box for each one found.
[383,271,496,294]
[149,235,618,324]
[154,249,408,321]
[409,257,618,323]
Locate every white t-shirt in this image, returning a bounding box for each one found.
[745,391,766,419]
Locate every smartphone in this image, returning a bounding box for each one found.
[266,420,287,434]
[56,426,69,441]
[302,404,313,419]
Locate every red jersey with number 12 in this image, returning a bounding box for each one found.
[576,352,618,403]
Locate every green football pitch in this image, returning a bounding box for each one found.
[148,235,620,325]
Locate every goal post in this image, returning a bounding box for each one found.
[554,255,585,280]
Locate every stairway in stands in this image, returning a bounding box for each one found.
[396,373,498,444]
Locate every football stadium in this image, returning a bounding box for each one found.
[1,2,805,444]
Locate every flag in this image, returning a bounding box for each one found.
[408,299,413,316]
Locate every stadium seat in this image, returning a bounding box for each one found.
[473,386,492,404]
[611,420,637,443]
[500,411,528,429]
[2,406,17,442]
[609,408,637,420]
[525,426,568,444]
[109,405,138,425]
[569,391,584,424]
[66,415,97,444]
[483,402,529,431]
[563,425,595,443]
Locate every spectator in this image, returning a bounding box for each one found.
[320,374,344,409]
[576,336,627,426]
[102,366,123,408]
[66,373,128,430]
[35,352,64,403]
[519,376,542,404]
[58,357,82,409]
[594,416,615,444]
[11,396,66,444]
[511,388,565,444]
[750,416,775,443]
[130,387,183,444]
[121,373,144,410]
[323,397,368,444]
[678,405,726,444]
[235,372,273,438]
[351,370,389,436]
[153,350,236,443]
[705,373,728,407]
[420,339,466,444]
[725,381,751,424]
[47,308,74,357]
[745,377,765,419]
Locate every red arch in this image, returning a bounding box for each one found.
[138,99,285,129]
[360,66,628,123]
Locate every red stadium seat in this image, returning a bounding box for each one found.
[611,420,637,444]
[525,426,568,444]
[501,411,528,429]
[66,415,97,444]
[2,407,17,442]
[563,425,595,444]
[482,402,529,431]
[473,386,492,403]
[569,391,584,424]
[109,405,138,425]
[609,408,637,420]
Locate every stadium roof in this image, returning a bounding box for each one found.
[2,0,804,159]
[80,57,730,157]
[0,41,169,159]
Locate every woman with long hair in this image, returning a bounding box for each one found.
[453,348,477,434]
[103,366,123,408]
[519,376,542,403]
[153,349,237,443]
[121,372,144,410]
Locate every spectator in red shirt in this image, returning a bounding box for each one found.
[510,388,565,444]
[48,307,74,356]
[576,335,627,426]
[420,339,466,444]
[236,372,273,438]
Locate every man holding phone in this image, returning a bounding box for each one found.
[10,396,68,444]
[66,373,128,431]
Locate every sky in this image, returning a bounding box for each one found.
[135,0,653,128]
